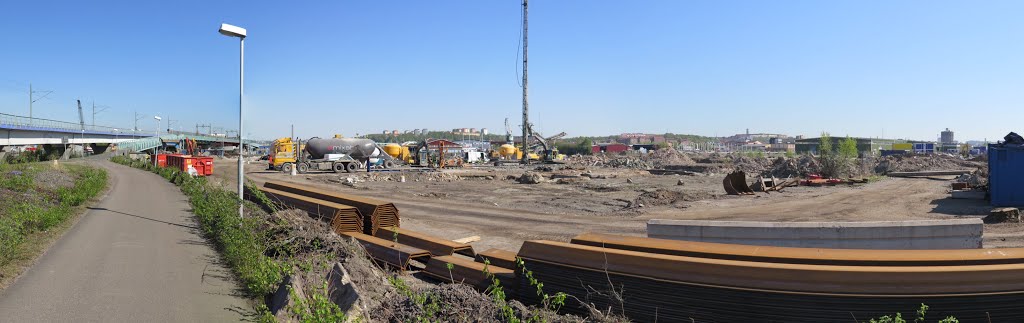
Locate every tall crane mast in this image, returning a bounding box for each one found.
[520,0,530,164]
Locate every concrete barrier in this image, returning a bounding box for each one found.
[646,219,983,249]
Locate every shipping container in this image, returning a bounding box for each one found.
[150,153,178,168]
[892,143,912,151]
[989,145,1024,206]
[164,154,213,176]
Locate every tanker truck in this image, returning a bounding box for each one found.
[268,136,396,173]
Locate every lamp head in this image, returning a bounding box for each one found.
[219,23,247,39]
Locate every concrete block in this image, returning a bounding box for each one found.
[647,219,983,249]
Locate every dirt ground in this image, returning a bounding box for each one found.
[209,154,1018,252]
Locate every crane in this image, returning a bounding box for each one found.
[504,117,514,144]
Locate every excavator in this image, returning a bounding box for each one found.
[528,127,566,163]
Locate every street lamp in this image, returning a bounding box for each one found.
[219,22,246,218]
[154,116,161,167]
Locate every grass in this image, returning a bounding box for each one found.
[0,162,109,289]
[111,155,349,322]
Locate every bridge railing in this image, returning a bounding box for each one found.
[0,112,135,135]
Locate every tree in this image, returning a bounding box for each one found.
[576,138,593,155]
[839,136,858,159]
[819,132,833,157]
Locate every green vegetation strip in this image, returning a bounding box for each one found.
[0,162,108,269]
[110,156,344,322]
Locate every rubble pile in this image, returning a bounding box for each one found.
[728,155,774,174]
[648,148,695,167]
[763,155,820,178]
[517,172,545,184]
[873,154,986,174]
[565,154,653,169]
[955,173,987,187]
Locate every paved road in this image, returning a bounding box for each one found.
[0,160,249,322]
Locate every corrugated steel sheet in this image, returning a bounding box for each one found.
[517,240,1024,321]
[990,145,1024,206]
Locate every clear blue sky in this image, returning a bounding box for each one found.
[1,1,1021,142]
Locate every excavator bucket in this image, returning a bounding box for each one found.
[723,171,755,195]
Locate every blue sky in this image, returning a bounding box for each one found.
[0,1,1021,142]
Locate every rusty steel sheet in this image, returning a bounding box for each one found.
[474,248,518,270]
[340,232,429,271]
[518,240,1024,295]
[422,255,515,292]
[247,187,364,233]
[265,181,399,235]
[570,232,1024,266]
[373,226,474,257]
[517,240,1024,321]
[517,257,1024,322]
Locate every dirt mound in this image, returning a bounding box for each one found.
[649,149,695,167]
[873,154,985,174]
[631,189,713,208]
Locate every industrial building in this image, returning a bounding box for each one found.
[795,137,901,156]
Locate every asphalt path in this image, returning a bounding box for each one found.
[0,160,249,322]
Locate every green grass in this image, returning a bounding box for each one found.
[0,163,108,269]
[111,155,356,322]
[111,155,284,296]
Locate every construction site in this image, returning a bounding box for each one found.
[4,1,1024,322]
[165,130,1015,321]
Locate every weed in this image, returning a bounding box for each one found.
[865,304,958,323]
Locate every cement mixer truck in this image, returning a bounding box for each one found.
[268,136,396,173]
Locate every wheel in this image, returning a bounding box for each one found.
[332,162,345,173]
[281,163,294,173]
[296,162,309,174]
[345,162,358,173]
[383,160,395,169]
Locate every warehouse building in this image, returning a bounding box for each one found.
[795,137,902,157]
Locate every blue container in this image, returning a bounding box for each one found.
[989,144,1024,206]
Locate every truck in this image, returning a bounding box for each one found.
[268,136,396,173]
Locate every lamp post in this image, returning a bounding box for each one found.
[153,116,161,167]
[219,23,247,218]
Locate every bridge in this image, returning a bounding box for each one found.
[0,112,149,146]
[0,112,267,156]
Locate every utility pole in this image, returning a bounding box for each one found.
[520,0,530,164]
[91,101,109,127]
[134,111,145,135]
[28,83,53,124]
[166,117,176,134]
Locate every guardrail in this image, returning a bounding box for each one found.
[0,112,132,135]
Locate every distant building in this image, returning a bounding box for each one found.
[593,143,630,154]
[795,137,902,156]
[617,133,666,145]
[941,128,956,144]
[481,128,489,136]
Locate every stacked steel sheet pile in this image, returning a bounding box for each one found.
[264,181,399,235]
[516,233,1024,322]
[245,186,363,233]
